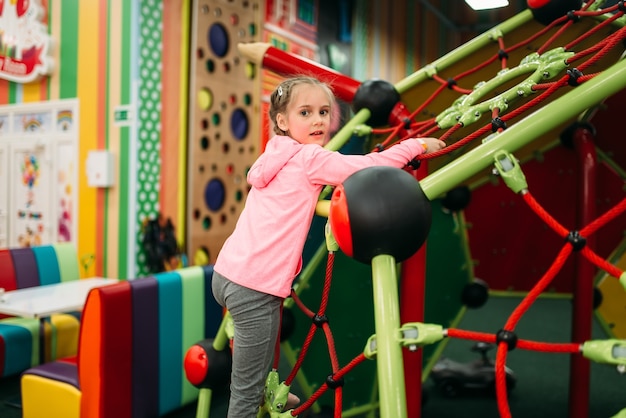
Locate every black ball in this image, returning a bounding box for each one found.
[593,286,603,310]
[461,279,489,309]
[352,79,401,127]
[329,166,432,264]
[184,338,232,390]
[528,0,583,26]
[441,185,471,212]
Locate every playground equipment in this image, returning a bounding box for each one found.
[185,2,626,417]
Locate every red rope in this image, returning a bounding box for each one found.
[580,196,626,237]
[495,344,512,418]
[285,252,335,386]
[505,245,573,331]
[564,10,623,51]
[446,329,580,354]
[522,192,569,237]
[290,353,368,417]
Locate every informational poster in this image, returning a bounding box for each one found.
[55,141,74,242]
[10,142,50,247]
[0,99,78,248]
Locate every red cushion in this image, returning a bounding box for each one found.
[0,250,16,321]
[0,250,17,291]
[79,281,133,418]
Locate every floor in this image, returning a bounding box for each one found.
[1,296,625,417]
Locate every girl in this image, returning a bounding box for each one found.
[212,76,445,417]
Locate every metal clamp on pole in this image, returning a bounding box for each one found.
[493,150,528,194]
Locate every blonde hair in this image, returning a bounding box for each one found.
[269,76,337,136]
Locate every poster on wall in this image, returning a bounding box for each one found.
[0,99,78,248]
[0,0,54,83]
[56,141,73,242]
[13,111,51,133]
[10,142,50,247]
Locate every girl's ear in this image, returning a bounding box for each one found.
[276,113,288,132]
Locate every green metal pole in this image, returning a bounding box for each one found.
[319,108,373,201]
[196,388,212,418]
[202,313,232,417]
[420,57,626,200]
[325,107,372,151]
[212,311,231,351]
[371,254,407,418]
[395,10,533,95]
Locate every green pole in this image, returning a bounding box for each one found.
[420,57,626,200]
[395,10,533,95]
[195,388,212,418]
[371,254,407,418]
[325,107,372,152]
[212,311,231,351]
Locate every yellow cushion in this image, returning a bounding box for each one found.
[42,314,80,362]
[21,374,81,418]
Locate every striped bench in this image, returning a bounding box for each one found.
[0,243,81,377]
[21,265,223,418]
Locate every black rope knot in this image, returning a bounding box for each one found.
[313,314,329,327]
[403,117,412,130]
[496,329,518,351]
[567,68,583,86]
[566,230,587,251]
[491,117,507,132]
[567,10,580,22]
[498,49,509,61]
[446,78,457,89]
[407,158,422,170]
[374,143,384,153]
[326,373,345,389]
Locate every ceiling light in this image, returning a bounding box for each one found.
[465,0,510,10]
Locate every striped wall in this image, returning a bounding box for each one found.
[0,0,189,279]
[351,0,524,83]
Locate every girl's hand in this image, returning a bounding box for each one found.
[416,137,446,154]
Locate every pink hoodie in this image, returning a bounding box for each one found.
[214,135,427,298]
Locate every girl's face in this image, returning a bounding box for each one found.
[275,84,332,146]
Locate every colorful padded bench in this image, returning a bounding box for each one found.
[21,265,223,418]
[0,243,82,377]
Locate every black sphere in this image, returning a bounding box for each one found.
[461,278,489,309]
[352,79,401,127]
[593,286,603,310]
[185,338,232,390]
[528,0,583,26]
[330,166,432,264]
[441,185,472,212]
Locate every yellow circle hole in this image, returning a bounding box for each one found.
[245,62,256,80]
[197,88,213,110]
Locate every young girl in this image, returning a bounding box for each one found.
[212,76,445,417]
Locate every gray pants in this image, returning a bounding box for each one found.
[212,271,283,418]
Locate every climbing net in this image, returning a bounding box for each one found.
[273,2,626,418]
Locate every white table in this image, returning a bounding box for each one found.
[0,277,118,318]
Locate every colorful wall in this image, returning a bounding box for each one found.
[0,0,190,279]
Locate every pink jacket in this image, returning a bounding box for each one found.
[214,135,426,297]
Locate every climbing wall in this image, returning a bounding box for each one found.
[187,0,263,264]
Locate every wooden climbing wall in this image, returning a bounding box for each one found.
[187,0,264,264]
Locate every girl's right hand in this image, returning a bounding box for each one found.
[417,137,446,154]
